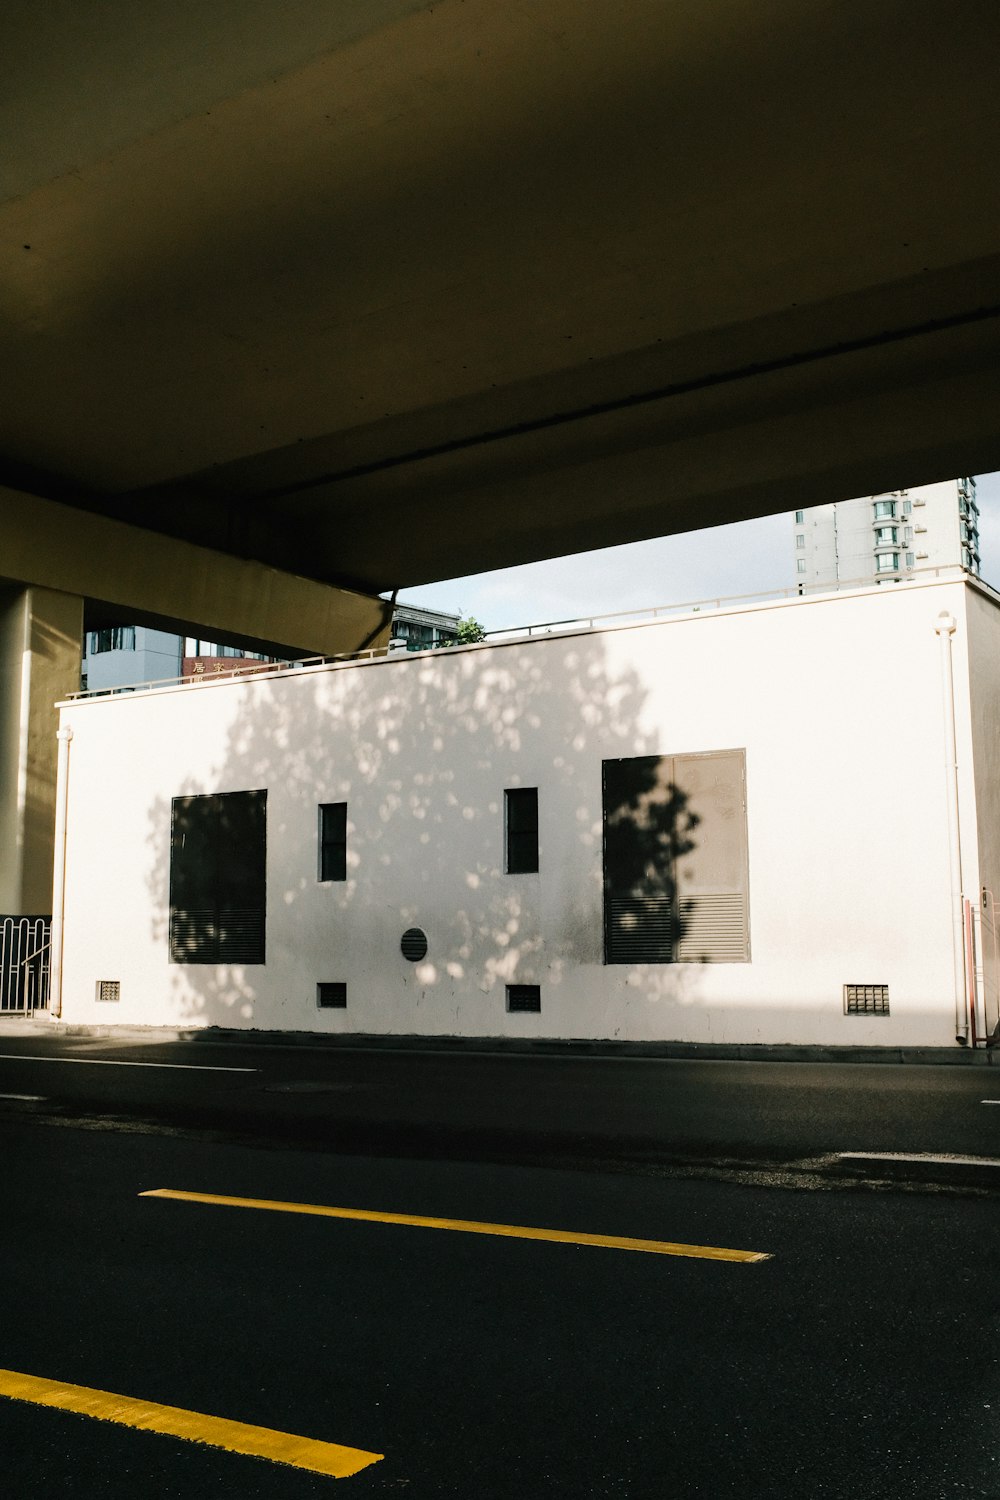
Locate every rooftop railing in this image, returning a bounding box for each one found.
[65,563,982,703]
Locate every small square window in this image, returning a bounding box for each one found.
[96,980,120,1003]
[317,982,347,1008]
[319,803,347,881]
[506,984,541,1013]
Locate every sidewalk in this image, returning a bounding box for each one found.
[1,1014,997,1064]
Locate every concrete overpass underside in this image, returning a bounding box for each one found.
[2,0,1000,909]
[2,0,999,593]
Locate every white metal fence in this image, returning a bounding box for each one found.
[0,917,50,1013]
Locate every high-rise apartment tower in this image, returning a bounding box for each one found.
[793,478,980,591]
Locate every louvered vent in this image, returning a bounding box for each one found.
[676,894,749,963]
[169,908,265,965]
[603,750,750,967]
[96,980,120,1003]
[506,984,541,1013]
[606,897,675,963]
[401,928,428,962]
[844,983,889,1015]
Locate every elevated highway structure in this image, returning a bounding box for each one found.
[2,0,999,907]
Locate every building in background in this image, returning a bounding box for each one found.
[793,478,980,591]
[82,625,185,693]
[81,604,459,690]
[387,603,460,652]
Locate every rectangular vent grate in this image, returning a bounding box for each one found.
[844,983,889,1016]
[675,893,750,963]
[96,980,120,1003]
[169,908,266,965]
[506,984,541,1013]
[606,896,675,963]
[317,982,347,1009]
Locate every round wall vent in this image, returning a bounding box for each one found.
[400,927,428,962]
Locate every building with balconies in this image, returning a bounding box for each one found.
[793,479,981,591]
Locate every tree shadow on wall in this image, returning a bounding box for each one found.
[603,757,699,964]
[144,627,707,1034]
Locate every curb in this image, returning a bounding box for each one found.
[1,1018,997,1065]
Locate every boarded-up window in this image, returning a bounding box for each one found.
[318,802,347,882]
[505,788,539,873]
[603,751,749,964]
[169,791,267,964]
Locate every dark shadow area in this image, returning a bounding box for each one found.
[603,755,699,963]
[168,791,267,965]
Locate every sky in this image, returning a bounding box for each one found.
[394,472,1000,634]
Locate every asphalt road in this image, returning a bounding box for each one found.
[0,1031,998,1186]
[2,1117,1000,1498]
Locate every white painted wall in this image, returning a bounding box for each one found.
[56,575,993,1047]
[965,587,1000,1037]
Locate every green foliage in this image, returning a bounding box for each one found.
[454,616,488,644]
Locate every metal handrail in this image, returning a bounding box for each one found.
[64,563,984,704]
[18,941,50,968]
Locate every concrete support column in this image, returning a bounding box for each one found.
[0,585,83,914]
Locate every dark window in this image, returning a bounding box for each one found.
[506,984,541,1012]
[89,626,136,654]
[169,791,266,964]
[603,751,749,964]
[505,788,538,873]
[319,803,347,881]
[317,982,347,1008]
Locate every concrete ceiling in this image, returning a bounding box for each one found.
[3,0,999,594]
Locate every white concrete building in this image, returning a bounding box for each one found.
[794,478,981,590]
[52,572,1000,1050]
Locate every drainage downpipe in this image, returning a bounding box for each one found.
[48,725,72,1020]
[935,613,968,1044]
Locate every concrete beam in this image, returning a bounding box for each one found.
[0,486,391,914]
[0,487,390,658]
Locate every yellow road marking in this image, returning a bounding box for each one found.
[140,1188,770,1263]
[0,1368,382,1479]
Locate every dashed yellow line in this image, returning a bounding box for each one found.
[0,1367,382,1479]
[140,1187,771,1263]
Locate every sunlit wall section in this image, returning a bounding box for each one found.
[55,573,994,1049]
